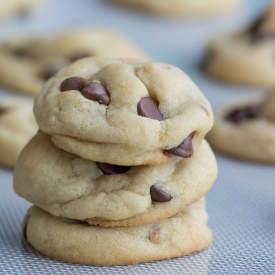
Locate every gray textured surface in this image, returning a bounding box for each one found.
[1,0,275,274]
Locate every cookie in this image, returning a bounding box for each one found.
[34,57,213,166]
[25,199,212,265]
[0,29,146,95]
[203,4,275,87]
[14,132,217,226]
[208,90,275,163]
[0,97,37,167]
[0,0,42,19]
[110,0,241,17]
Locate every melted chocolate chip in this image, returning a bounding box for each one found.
[166,132,195,158]
[137,97,163,121]
[226,105,260,124]
[81,81,110,105]
[150,185,172,203]
[96,162,130,175]
[69,52,92,62]
[60,76,87,92]
[40,65,62,80]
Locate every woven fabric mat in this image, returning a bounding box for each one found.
[0,0,275,274]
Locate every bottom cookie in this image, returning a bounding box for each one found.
[25,199,212,265]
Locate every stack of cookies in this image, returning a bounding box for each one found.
[14,57,217,265]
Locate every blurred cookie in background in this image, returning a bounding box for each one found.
[0,97,37,168]
[0,0,43,19]
[202,3,275,87]
[0,29,147,95]
[208,89,275,163]
[110,0,242,17]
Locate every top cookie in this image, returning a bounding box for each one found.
[34,57,213,166]
[0,0,42,19]
[111,0,241,17]
[203,4,275,87]
[0,29,146,95]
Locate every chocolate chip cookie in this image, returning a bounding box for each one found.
[34,57,213,166]
[110,0,241,17]
[0,97,37,167]
[0,29,146,95]
[14,132,217,226]
[25,199,212,265]
[203,4,275,87]
[208,90,275,163]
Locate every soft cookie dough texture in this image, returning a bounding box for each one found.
[0,98,37,167]
[0,29,146,95]
[14,57,217,265]
[14,132,217,226]
[0,0,42,19]
[203,4,275,87]
[34,57,214,166]
[208,89,275,163]
[25,200,212,265]
[111,0,241,17]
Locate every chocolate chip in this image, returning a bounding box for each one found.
[150,185,172,203]
[96,162,130,175]
[40,65,62,80]
[200,49,217,71]
[81,81,110,105]
[0,107,6,115]
[226,105,260,124]
[60,77,87,92]
[149,224,161,243]
[11,48,29,58]
[248,14,275,42]
[69,52,92,62]
[137,97,163,121]
[166,132,195,158]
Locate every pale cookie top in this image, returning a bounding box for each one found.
[204,4,275,87]
[14,132,217,224]
[208,89,275,163]
[0,29,146,95]
[111,0,241,17]
[0,0,42,19]
[0,97,37,167]
[34,57,213,166]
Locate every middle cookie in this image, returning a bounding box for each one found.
[14,132,217,227]
[34,57,214,166]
